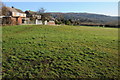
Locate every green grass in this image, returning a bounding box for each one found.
[2,25,119,79]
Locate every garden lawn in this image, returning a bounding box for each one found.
[2,25,119,79]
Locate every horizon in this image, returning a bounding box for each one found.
[45,12,118,17]
[4,2,118,16]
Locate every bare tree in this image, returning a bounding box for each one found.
[0,2,9,16]
[37,8,46,14]
[0,1,3,16]
[0,2,12,25]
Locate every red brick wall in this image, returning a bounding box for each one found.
[17,17,22,25]
[2,17,17,25]
[47,21,55,25]
[2,17,22,25]
[11,17,17,25]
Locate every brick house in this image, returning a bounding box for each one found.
[2,7,26,25]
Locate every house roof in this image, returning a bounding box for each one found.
[6,7,18,12]
[15,8,25,13]
[6,7,25,13]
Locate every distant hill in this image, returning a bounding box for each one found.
[49,12,118,27]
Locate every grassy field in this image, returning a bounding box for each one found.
[2,25,119,79]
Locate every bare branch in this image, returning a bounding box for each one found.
[37,8,46,14]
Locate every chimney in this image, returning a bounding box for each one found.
[12,6,14,8]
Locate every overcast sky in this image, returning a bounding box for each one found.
[4,2,118,16]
